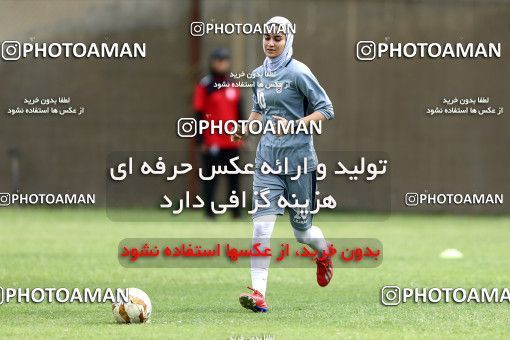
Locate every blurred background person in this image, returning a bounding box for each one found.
[193,47,244,220]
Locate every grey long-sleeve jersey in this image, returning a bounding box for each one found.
[251,58,334,174]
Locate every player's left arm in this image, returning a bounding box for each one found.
[296,66,335,124]
[299,110,328,126]
[273,67,334,132]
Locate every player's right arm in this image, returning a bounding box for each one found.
[231,111,262,141]
[232,74,264,141]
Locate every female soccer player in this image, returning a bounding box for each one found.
[233,16,335,313]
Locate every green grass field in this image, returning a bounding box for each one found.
[0,208,509,339]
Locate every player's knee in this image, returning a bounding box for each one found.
[253,222,273,238]
[295,236,307,244]
[293,228,311,244]
[252,215,277,238]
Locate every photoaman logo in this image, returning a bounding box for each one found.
[1,41,146,60]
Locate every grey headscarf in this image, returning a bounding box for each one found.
[263,16,294,73]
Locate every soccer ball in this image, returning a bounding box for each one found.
[112,288,152,323]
